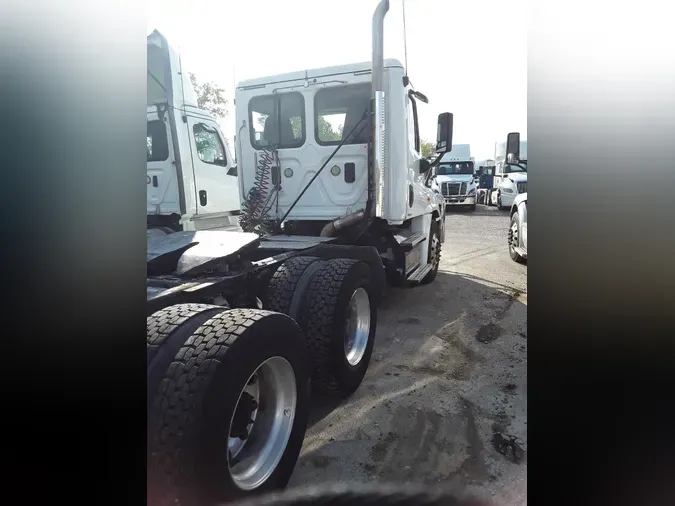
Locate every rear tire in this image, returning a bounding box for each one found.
[298,259,377,396]
[421,221,441,285]
[147,309,310,506]
[147,304,228,403]
[265,256,325,317]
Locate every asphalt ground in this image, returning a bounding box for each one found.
[288,203,528,506]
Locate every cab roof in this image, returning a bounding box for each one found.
[237,59,404,90]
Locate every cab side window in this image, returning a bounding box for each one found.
[406,96,420,154]
[193,123,227,166]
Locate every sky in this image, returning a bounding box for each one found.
[146,0,526,160]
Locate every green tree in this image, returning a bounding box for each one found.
[189,73,228,119]
[318,117,342,141]
[421,139,435,158]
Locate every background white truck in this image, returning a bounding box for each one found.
[146,2,454,505]
[434,144,477,211]
[147,30,241,234]
[506,132,527,263]
[486,134,528,210]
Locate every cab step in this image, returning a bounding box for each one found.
[395,231,427,249]
[406,263,433,283]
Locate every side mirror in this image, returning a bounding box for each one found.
[435,113,453,153]
[419,158,431,174]
[506,132,520,163]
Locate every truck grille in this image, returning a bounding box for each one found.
[517,182,527,194]
[441,182,467,196]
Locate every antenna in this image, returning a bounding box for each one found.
[402,0,409,77]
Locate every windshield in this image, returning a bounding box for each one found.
[437,161,474,176]
[504,163,527,173]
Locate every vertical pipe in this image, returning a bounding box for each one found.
[371,0,390,97]
[371,0,389,218]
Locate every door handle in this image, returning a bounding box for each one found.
[199,190,207,206]
[152,176,158,187]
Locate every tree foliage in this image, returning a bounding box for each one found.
[318,117,343,141]
[421,139,435,158]
[256,115,343,143]
[189,73,228,119]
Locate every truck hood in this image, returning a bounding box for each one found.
[505,173,527,184]
[436,174,475,184]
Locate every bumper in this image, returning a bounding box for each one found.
[444,195,476,205]
[500,192,517,208]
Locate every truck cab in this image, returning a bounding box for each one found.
[488,134,528,210]
[234,56,452,285]
[147,30,240,233]
[435,144,477,211]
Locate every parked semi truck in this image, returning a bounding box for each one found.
[435,144,477,211]
[146,2,452,505]
[486,133,527,210]
[147,30,241,234]
[506,133,527,263]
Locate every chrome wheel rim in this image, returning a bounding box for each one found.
[509,220,519,251]
[429,231,440,270]
[344,287,371,366]
[228,356,297,491]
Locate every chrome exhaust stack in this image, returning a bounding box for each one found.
[371,0,389,218]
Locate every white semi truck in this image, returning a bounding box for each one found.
[146,2,453,505]
[486,134,528,210]
[435,144,477,211]
[506,132,527,263]
[147,30,241,234]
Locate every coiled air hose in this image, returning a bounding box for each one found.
[239,146,280,236]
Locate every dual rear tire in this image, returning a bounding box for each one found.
[266,256,377,396]
[147,256,377,506]
[147,306,310,506]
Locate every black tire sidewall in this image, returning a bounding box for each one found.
[193,313,311,502]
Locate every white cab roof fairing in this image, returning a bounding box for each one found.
[236,59,404,89]
[147,29,198,110]
[440,144,472,161]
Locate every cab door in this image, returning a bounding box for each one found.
[147,113,181,215]
[185,116,240,216]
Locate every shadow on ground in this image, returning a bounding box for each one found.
[444,205,509,217]
[291,271,527,505]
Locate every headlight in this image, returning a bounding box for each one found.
[502,188,515,194]
[467,187,476,196]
